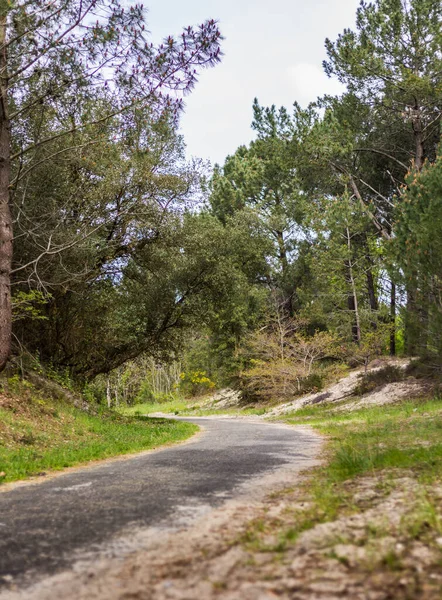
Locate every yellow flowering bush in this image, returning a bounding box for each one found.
[179,370,216,397]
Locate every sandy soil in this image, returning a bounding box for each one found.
[4,468,441,600]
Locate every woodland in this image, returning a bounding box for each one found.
[2,0,442,406]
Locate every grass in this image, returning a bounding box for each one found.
[121,397,190,416]
[284,397,442,482]
[0,381,198,484]
[240,395,442,560]
[121,397,268,417]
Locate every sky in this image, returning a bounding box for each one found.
[143,0,360,166]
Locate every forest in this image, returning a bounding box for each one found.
[2,0,442,406]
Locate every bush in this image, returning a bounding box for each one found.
[178,371,216,397]
[405,357,442,381]
[134,379,155,405]
[355,365,404,395]
[302,373,324,393]
[238,360,325,404]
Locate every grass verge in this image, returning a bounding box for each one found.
[0,381,197,485]
[259,396,442,545]
[237,396,442,597]
[121,398,268,417]
[285,397,442,483]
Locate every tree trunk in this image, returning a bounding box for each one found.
[346,284,361,344]
[405,280,419,355]
[366,265,379,331]
[0,14,12,372]
[366,268,378,313]
[275,230,289,277]
[390,280,396,356]
[403,105,427,356]
[106,377,111,408]
[412,106,424,171]
[345,228,361,345]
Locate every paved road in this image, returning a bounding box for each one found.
[0,417,320,591]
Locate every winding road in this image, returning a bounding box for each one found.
[0,416,321,595]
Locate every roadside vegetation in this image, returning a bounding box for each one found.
[287,398,442,481]
[122,398,267,418]
[233,394,442,597]
[0,376,197,485]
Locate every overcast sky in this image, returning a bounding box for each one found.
[144,0,360,166]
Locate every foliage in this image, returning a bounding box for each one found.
[343,324,393,371]
[12,291,49,322]
[239,312,338,402]
[88,356,183,407]
[0,0,223,371]
[6,0,442,396]
[210,101,307,310]
[178,370,216,397]
[395,150,442,356]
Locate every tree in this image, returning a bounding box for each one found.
[323,0,442,352]
[0,0,222,370]
[395,147,442,358]
[13,110,202,373]
[307,192,385,345]
[210,100,308,311]
[239,308,337,402]
[324,0,442,172]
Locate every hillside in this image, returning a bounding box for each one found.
[0,374,197,485]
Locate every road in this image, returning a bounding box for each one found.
[0,417,321,593]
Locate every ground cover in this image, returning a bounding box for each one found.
[121,397,268,417]
[19,394,442,600]
[229,395,442,598]
[0,379,197,485]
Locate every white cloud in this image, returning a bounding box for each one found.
[142,0,360,165]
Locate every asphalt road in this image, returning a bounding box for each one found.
[0,417,321,591]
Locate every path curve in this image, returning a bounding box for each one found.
[0,417,321,593]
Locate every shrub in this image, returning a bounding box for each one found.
[405,357,442,381]
[355,365,404,395]
[179,371,216,397]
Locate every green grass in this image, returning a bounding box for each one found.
[0,388,198,484]
[189,406,268,416]
[284,397,442,482]
[238,396,442,557]
[121,397,190,416]
[121,398,268,417]
[240,396,442,553]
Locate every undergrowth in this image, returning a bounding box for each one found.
[354,364,404,395]
[121,398,268,417]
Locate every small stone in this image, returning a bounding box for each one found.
[309,580,347,594]
[435,537,442,547]
[354,489,378,503]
